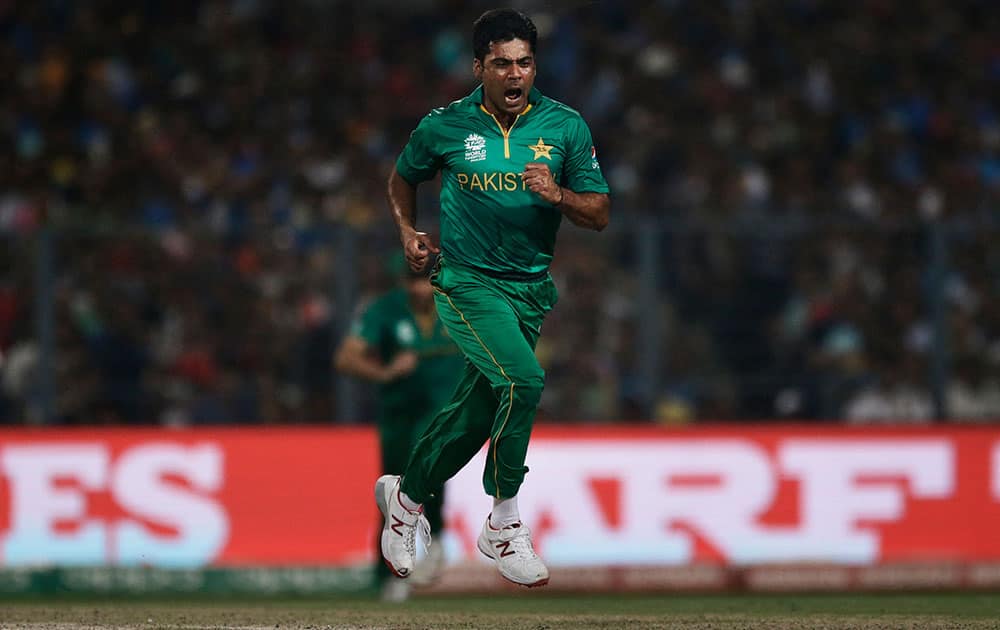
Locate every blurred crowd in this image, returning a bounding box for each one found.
[1,0,999,426]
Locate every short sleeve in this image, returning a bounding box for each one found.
[562,117,610,194]
[396,114,443,185]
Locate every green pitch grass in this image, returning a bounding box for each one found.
[1,592,999,629]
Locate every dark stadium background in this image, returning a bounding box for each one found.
[3,0,997,427]
[1,1,999,621]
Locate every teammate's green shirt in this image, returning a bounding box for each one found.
[396,85,610,276]
[352,288,464,423]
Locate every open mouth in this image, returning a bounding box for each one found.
[503,87,523,106]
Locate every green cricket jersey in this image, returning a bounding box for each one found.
[396,85,610,277]
[351,288,464,424]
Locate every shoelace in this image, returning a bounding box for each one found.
[404,512,432,559]
[505,524,539,560]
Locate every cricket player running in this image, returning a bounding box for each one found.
[375,8,610,588]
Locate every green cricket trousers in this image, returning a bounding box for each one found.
[400,257,558,502]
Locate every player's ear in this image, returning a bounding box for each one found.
[473,57,483,80]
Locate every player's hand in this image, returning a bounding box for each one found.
[383,351,418,382]
[402,230,440,272]
[522,162,563,205]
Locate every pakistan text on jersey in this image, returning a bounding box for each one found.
[455,171,529,192]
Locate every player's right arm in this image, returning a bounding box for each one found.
[389,113,444,272]
[388,166,439,273]
[334,335,417,384]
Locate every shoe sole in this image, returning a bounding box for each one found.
[477,535,550,588]
[375,475,411,579]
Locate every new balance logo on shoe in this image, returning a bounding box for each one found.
[495,540,515,558]
[391,514,406,536]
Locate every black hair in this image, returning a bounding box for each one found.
[472,8,537,61]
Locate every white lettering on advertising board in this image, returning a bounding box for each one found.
[1,443,228,567]
[442,439,954,566]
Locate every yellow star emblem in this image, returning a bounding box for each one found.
[528,138,554,160]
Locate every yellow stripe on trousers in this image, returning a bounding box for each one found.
[435,287,515,499]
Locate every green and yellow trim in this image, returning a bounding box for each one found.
[480,104,533,159]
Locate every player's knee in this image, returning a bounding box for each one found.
[513,382,543,409]
[499,377,543,409]
[491,365,544,406]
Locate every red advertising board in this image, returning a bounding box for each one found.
[0,427,378,566]
[1,424,999,568]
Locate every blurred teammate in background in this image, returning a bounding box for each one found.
[375,8,610,588]
[335,255,463,601]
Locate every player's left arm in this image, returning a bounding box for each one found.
[561,190,609,232]
[522,115,610,231]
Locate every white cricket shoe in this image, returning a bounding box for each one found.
[477,515,549,587]
[375,474,429,579]
[410,538,446,587]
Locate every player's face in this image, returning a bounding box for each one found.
[474,38,535,119]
